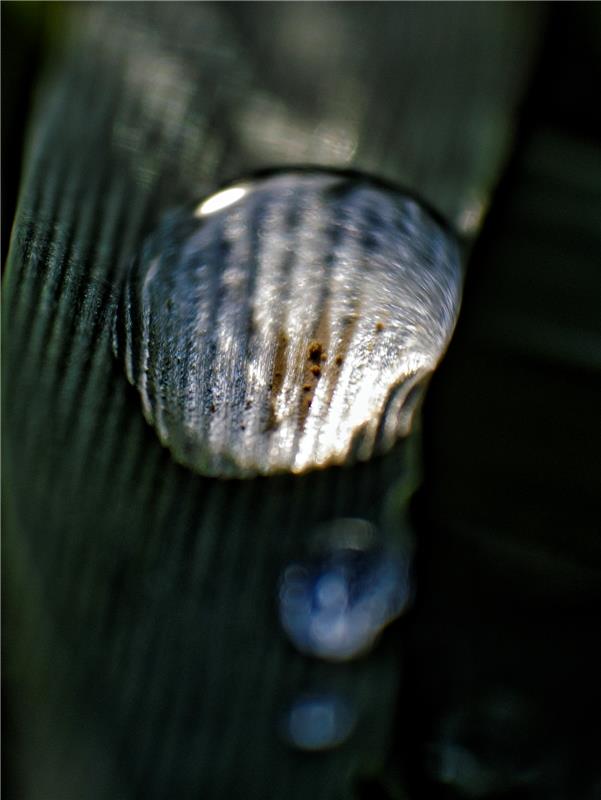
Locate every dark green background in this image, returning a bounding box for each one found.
[3,3,600,799]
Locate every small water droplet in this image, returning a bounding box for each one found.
[281,691,357,751]
[278,518,411,661]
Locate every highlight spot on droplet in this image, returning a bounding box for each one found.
[195,185,248,216]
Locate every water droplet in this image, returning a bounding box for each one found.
[115,169,462,478]
[281,691,357,751]
[278,518,411,661]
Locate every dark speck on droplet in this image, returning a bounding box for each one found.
[308,341,323,364]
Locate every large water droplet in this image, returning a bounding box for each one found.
[281,691,357,751]
[278,518,411,661]
[114,169,462,478]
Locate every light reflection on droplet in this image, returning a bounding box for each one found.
[195,185,248,216]
[456,193,487,235]
[281,692,357,752]
[278,518,411,661]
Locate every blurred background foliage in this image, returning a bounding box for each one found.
[2,2,601,799]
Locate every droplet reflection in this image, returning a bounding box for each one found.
[195,185,248,216]
[281,692,357,752]
[278,518,411,661]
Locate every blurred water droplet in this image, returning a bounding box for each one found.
[278,518,411,661]
[281,691,357,751]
